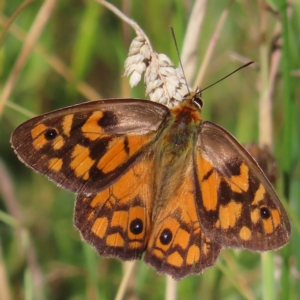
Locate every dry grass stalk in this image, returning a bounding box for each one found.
[0,160,46,300]
[98,0,191,108]
[0,0,33,48]
[0,14,101,103]
[181,0,208,83]
[193,2,232,90]
[115,261,136,300]
[0,0,57,116]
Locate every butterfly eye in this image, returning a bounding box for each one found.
[193,96,203,108]
[159,228,173,245]
[260,206,271,219]
[44,128,58,140]
[130,218,143,235]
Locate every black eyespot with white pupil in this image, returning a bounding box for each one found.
[260,206,271,219]
[44,128,58,140]
[159,228,173,245]
[130,218,143,235]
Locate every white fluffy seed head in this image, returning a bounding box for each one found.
[124,34,191,108]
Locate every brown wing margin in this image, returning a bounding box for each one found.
[194,121,290,251]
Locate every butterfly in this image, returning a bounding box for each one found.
[11,90,290,280]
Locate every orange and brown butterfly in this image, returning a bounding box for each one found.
[11,89,290,280]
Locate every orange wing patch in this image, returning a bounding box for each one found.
[62,114,73,137]
[70,145,95,180]
[96,135,153,174]
[196,153,220,211]
[218,200,242,230]
[225,163,249,193]
[48,158,63,172]
[81,111,105,141]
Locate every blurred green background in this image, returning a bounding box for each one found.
[0,0,299,299]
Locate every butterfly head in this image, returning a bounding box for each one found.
[181,87,204,112]
[192,87,204,109]
[170,89,204,127]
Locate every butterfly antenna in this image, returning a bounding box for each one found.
[170,27,190,94]
[200,61,254,92]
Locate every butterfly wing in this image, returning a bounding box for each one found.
[74,150,155,260]
[11,99,169,194]
[195,121,291,251]
[144,158,221,280]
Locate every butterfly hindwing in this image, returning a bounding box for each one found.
[195,121,291,251]
[74,151,155,260]
[11,99,169,194]
[145,158,221,280]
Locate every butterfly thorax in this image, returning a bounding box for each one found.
[159,98,202,164]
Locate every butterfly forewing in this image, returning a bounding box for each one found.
[11,99,169,194]
[195,121,290,251]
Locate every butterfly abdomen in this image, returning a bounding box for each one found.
[152,103,201,217]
